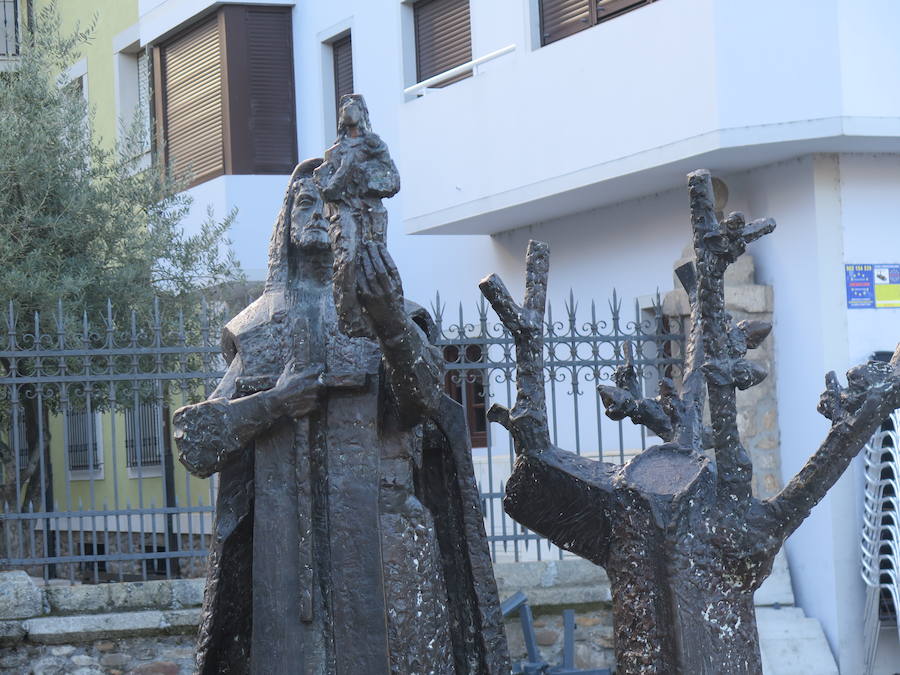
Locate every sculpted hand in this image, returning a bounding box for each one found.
[357,241,405,334]
[273,361,323,419]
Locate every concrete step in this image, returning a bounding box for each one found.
[757,607,839,675]
[22,608,201,644]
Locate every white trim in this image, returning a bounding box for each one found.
[69,466,105,482]
[112,24,141,54]
[112,27,141,143]
[127,464,164,480]
[62,57,88,91]
[525,0,542,51]
[139,0,295,47]
[318,18,354,144]
[403,116,900,236]
[60,58,89,115]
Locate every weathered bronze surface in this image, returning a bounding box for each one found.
[483,170,900,674]
[174,96,509,675]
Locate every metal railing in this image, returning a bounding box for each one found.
[0,299,224,583]
[432,290,684,562]
[0,291,683,581]
[404,44,516,97]
[0,0,18,57]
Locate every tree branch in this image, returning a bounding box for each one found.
[597,341,676,442]
[688,170,775,506]
[768,344,900,539]
[479,240,551,454]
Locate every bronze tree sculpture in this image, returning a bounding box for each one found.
[481,169,900,674]
[174,96,509,674]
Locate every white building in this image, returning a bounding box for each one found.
[134,0,900,671]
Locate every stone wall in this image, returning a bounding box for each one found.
[1,548,821,674]
[0,571,202,674]
[663,247,783,498]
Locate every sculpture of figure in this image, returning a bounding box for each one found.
[174,148,509,672]
[480,171,900,673]
[315,94,400,338]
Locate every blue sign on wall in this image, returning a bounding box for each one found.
[846,264,875,308]
[846,264,900,309]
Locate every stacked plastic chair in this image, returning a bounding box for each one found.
[861,408,900,673]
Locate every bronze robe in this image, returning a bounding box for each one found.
[176,285,508,674]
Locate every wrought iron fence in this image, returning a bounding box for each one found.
[433,291,685,562]
[0,291,684,582]
[0,299,224,584]
[0,0,18,57]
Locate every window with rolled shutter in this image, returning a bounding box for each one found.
[158,15,224,185]
[235,6,297,174]
[332,34,353,122]
[539,0,655,47]
[155,6,297,187]
[595,0,652,24]
[414,0,472,86]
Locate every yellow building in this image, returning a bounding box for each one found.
[2,0,214,580]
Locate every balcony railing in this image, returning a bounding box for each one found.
[1,0,19,58]
[404,44,516,98]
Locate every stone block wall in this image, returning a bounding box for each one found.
[663,248,783,498]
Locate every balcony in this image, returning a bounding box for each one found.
[398,0,900,235]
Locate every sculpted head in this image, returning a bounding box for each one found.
[290,158,328,251]
[337,94,371,137]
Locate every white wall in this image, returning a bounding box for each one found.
[181,175,293,281]
[395,0,900,236]
[290,1,504,310]
[726,154,900,673]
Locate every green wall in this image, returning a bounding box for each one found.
[36,0,139,149]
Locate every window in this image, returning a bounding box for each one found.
[67,411,101,472]
[136,50,152,154]
[10,415,28,468]
[125,403,163,468]
[62,58,89,135]
[539,0,656,47]
[0,0,19,57]
[332,34,353,128]
[154,5,297,187]
[114,32,153,159]
[443,345,487,447]
[413,0,472,86]
[2,415,29,482]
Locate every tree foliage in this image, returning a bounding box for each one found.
[0,3,241,326]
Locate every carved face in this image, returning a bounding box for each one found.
[338,98,364,130]
[290,175,329,250]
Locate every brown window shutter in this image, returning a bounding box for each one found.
[159,15,224,185]
[540,0,591,46]
[240,6,297,174]
[333,34,354,116]
[414,0,472,85]
[596,0,651,24]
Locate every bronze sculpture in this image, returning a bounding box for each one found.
[482,170,900,674]
[174,97,509,674]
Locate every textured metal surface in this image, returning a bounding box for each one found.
[485,170,900,674]
[173,97,510,674]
